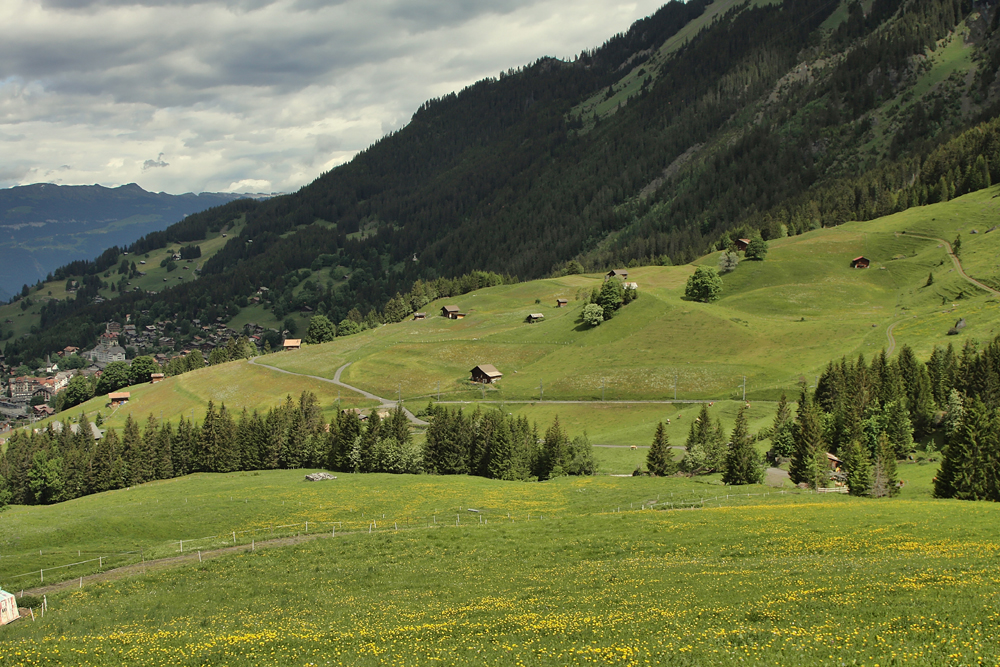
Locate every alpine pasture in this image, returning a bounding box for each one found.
[5,190,1000,664]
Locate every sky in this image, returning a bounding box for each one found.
[0,0,664,195]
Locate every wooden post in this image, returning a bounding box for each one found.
[40,569,43,583]
[198,551,202,563]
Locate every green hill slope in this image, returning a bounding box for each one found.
[256,185,1000,403]
[36,186,1000,454]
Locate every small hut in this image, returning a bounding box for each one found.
[0,589,18,626]
[851,256,870,269]
[441,305,461,318]
[527,313,545,323]
[413,312,427,320]
[282,339,302,350]
[556,298,568,307]
[605,269,628,281]
[150,373,165,384]
[734,238,751,252]
[108,391,130,407]
[470,364,503,384]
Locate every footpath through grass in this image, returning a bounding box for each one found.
[1,470,999,666]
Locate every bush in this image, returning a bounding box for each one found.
[684,267,723,302]
[582,303,604,326]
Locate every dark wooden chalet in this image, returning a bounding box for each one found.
[470,364,503,384]
[441,305,461,318]
[734,238,751,252]
[851,256,870,269]
[556,298,568,307]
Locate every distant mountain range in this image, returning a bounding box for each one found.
[0,183,272,299]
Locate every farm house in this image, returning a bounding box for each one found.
[470,364,503,384]
[0,589,18,626]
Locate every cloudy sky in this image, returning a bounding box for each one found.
[0,0,664,195]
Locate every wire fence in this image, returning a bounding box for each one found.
[2,487,828,591]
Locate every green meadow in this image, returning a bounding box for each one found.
[1,470,998,666]
[28,185,1000,456]
[256,185,1000,407]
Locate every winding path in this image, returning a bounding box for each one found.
[248,358,428,426]
[905,233,1000,297]
[885,319,902,356]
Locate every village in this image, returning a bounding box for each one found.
[0,312,288,427]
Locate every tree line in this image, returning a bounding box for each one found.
[0,397,595,508]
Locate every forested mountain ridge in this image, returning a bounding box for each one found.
[0,183,250,300]
[8,0,1000,366]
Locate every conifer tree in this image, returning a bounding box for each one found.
[487,413,516,480]
[936,397,993,500]
[646,422,678,476]
[770,392,795,458]
[871,432,899,498]
[121,413,145,485]
[790,385,826,488]
[542,416,570,479]
[681,404,725,474]
[841,439,872,497]
[723,406,763,485]
[154,420,174,480]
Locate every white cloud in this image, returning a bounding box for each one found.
[0,0,664,193]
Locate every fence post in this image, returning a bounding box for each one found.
[305,522,308,534]
[40,569,43,583]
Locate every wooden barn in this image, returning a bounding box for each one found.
[108,391,130,407]
[605,269,628,281]
[150,373,165,384]
[851,256,870,269]
[0,589,18,626]
[734,238,751,252]
[556,298,568,307]
[441,305,460,318]
[413,312,427,320]
[527,313,545,323]
[470,364,503,384]
[283,339,302,350]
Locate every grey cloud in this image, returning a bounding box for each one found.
[1,0,664,193]
[142,153,169,170]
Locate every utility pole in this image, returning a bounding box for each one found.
[741,376,746,402]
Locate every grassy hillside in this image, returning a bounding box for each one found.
[0,218,244,349]
[24,187,999,453]
[0,471,996,666]
[253,186,1000,406]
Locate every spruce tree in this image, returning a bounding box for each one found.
[770,392,795,458]
[841,439,873,497]
[723,406,763,485]
[789,386,827,488]
[646,422,678,476]
[871,432,899,498]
